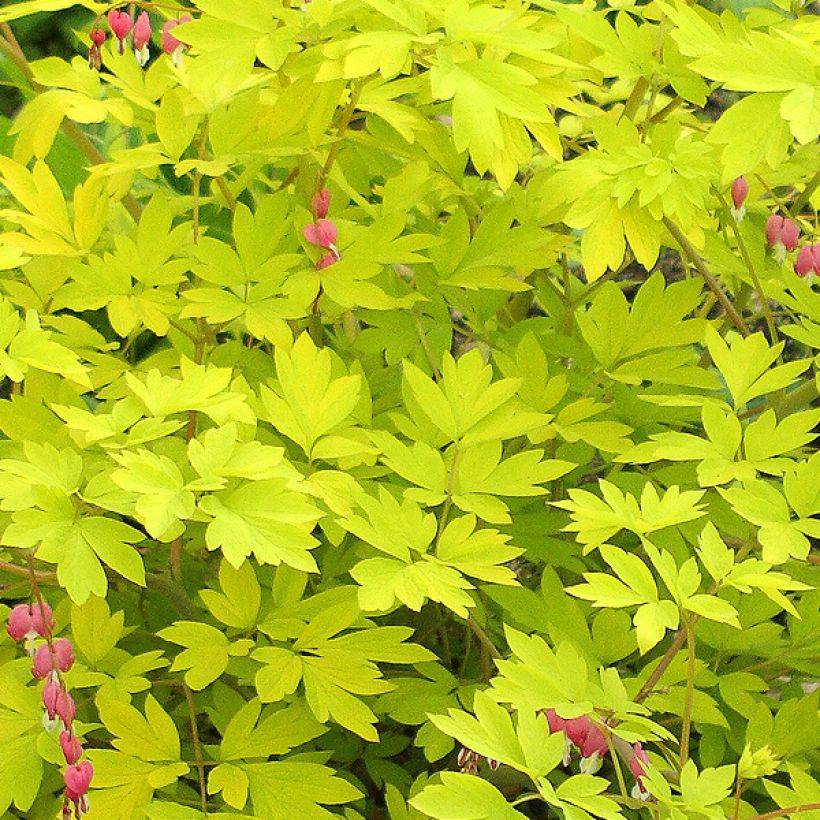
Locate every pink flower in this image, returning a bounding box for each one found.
[629,742,651,799]
[579,723,608,759]
[31,602,55,637]
[42,679,61,720]
[795,245,815,277]
[544,708,566,734]
[89,29,106,47]
[312,188,331,220]
[55,689,76,726]
[7,602,54,641]
[316,252,339,269]
[107,9,132,53]
[730,176,749,221]
[32,638,75,679]
[731,176,748,210]
[7,604,34,641]
[457,747,480,775]
[767,214,801,263]
[303,219,338,249]
[64,760,94,797]
[133,12,152,66]
[162,15,192,58]
[60,731,83,765]
[133,12,152,48]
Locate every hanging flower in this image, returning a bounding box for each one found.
[133,12,152,67]
[730,176,748,222]
[162,16,192,66]
[6,602,53,642]
[107,9,132,54]
[303,219,338,248]
[766,214,800,263]
[60,731,83,765]
[64,760,94,816]
[88,28,105,70]
[312,188,331,220]
[629,742,651,800]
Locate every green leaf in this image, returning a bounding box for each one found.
[157,621,253,690]
[71,594,125,665]
[98,694,183,762]
[200,558,262,630]
[411,771,527,819]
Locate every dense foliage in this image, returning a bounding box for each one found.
[0,1,818,818]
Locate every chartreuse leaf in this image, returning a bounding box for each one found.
[0,666,43,815]
[71,594,125,665]
[260,332,362,457]
[200,478,323,571]
[110,448,196,539]
[705,328,809,409]
[3,495,145,603]
[242,760,363,819]
[199,558,261,629]
[157,621,254,690]
[554,480,706,552]
[411,772,527,820]
[254,602,432,741]
[539,773,625,820]
[0,298,91,387]
[431,692,565,779]
[346,490,521,616]
[98,694,184,762]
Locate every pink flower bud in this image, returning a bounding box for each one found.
[55,689,76,726]
[812,244,820,274]
[60,731,83,765]
[42,679,61,719]
[64,760,94,797]
[312,188,331,220]
[162,16,192,54]
[31,602,54,637]
[133,12,152,49]
[795,245,815,277]
[32,644,53,679]
[53,638,75,672]
[107,9,132,42]
[89,29,106,47]
[766,214,784,247]
[780,218,800,252]
[7,604,34,641]
[303,219,338,249]
[316,252,338,269]
[731,176,748,209]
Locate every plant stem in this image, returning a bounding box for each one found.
[732,775,743,820]
[715,191,778,345]
[466,615,501,661]
[182,684,208,813]
[680,614,696,766]
[663,216,750,336]
[789,169,820,217]
[635,627,688,703]
[750,805,820,820]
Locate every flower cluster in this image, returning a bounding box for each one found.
[7,601,93,818]
[303,188,341,269]
[544,710,652,800]
[87,8,191,70]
